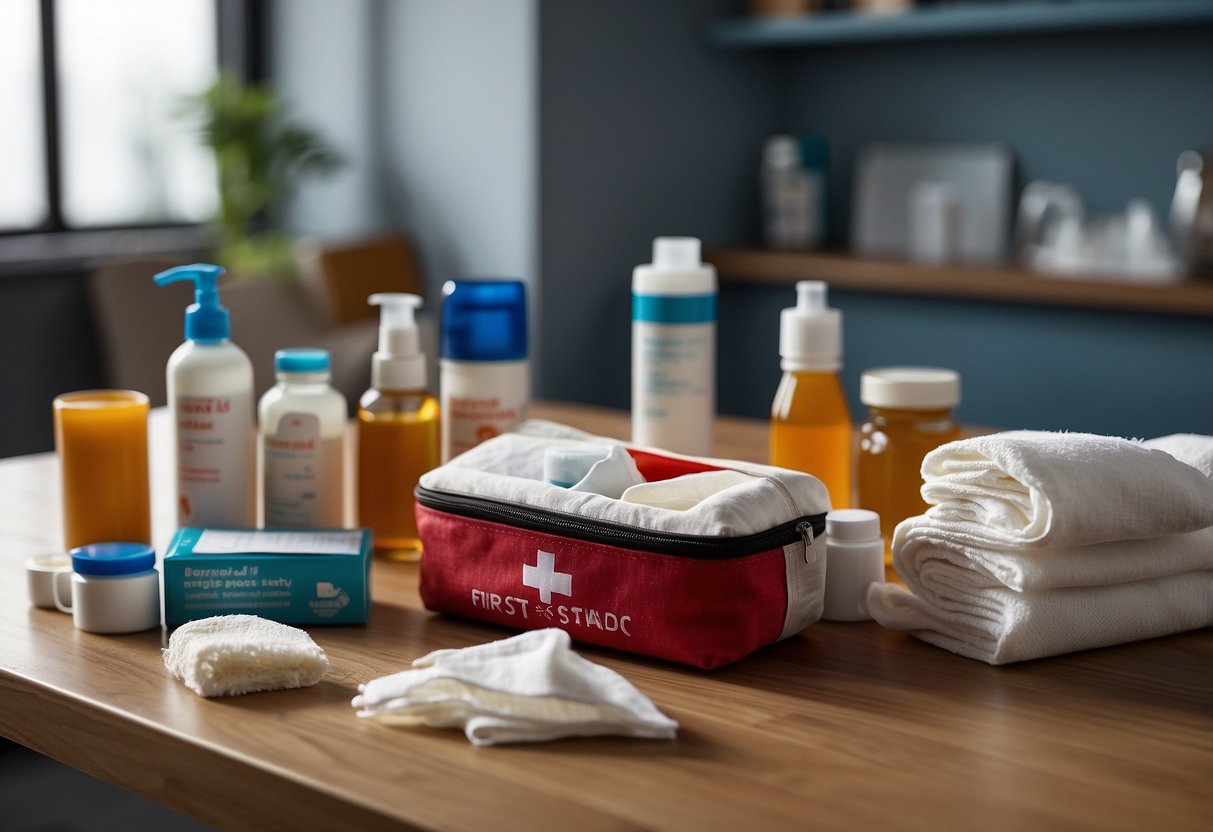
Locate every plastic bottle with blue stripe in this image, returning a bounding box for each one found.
[631,237,716,456]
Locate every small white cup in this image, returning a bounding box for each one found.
[26,553,73,611]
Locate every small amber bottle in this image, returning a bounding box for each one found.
[856,368,962,567]
[770,281,852,508]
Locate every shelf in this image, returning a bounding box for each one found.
[705,1,1213,49]
[704,249,1213,317]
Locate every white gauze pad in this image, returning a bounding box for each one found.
[164,614,330,698]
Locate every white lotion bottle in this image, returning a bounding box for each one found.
[154,263,255,528]
[632,237,717,456]
[259,348,347,529]
[439,279,529,462]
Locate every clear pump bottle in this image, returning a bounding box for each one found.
[358,293,439,560]
[770,281,852,508]
[259,348,347,529]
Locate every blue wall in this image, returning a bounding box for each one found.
[538,3,1213,439]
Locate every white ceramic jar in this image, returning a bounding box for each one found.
[54,542,161,634]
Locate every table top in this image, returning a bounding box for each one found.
[1,401,1210,831]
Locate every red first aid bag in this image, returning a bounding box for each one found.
[416,422,829,669]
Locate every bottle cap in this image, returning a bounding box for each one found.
[275,348,330,375]
[861,367,961,410]
[153,263,230,343]
[69,542,156,576]
[825,509,881,543]
[632,237,717,298]
[763,135,801,169]
[440,280,528,362]
[370,293,426,389]
[780,280,842,372]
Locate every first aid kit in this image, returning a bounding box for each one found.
[415,422,830,669]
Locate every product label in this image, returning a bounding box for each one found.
[263,412,342,528]
[176,393,254,526]
[193,529,363,555]
[445,396,519,457]
[631,321,714,454]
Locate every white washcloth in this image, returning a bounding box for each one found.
[164,615,330,697]
[1144,433,1213,478]
[351,629,678,747]
[918,431,1213,548]
[868,520,1213,664]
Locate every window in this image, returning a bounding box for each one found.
[0,0,222,234]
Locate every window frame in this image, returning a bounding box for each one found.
[0,0,267,238]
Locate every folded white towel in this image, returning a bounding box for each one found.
[351,628,678,747]
[918,431,1213,548]
[1144,433,1213,478]
[867,571,1213,665]
[164,615,330,697]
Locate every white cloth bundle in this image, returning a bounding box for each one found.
[352,629,678,746]
[164,615,330,697]
[869,432,1213,665]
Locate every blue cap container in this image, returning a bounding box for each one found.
[440,280,528,362]
[275,348,330,374]
[69,542,156,576]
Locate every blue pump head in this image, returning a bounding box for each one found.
[153,263,230,342]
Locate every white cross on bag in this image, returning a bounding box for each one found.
[522,550,572,604]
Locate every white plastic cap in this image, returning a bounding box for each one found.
[860,367,960,410]
[764,135,801,169]
[825,508,881,543]
[780,280,842,372]
[653,237,701,271]
[369,293,426,390]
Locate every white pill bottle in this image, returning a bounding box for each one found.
[631,237,717,456]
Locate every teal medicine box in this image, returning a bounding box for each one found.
[164,528,372,627]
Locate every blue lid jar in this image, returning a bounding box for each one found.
[69,542,156,576]
[440,279,528,362]
[275,347,330,374]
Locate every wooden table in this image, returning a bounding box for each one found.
[1,402,1209,830]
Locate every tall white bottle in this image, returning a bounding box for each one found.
[154,264,256,528]
[631,237,717,456]
[259,348,347,529]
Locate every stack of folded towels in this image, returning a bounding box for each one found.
[867,432,1213,664]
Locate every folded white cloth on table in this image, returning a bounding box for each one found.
[918,431,1213,548]
[352,628,678,747]
[164,615,330,697]
[868,519,1213,664]
[869,432,1213,664]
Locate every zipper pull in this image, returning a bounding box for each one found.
[797,521,818,565]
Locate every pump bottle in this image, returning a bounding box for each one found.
[359,293,439,560]
[154,263,255,527]
[632,237,716,456]
[770,281,852,509]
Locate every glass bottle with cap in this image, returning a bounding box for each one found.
[359,293,439,560]
[856,367,962,566]
[259,348,347,529]
[770,280,852,508]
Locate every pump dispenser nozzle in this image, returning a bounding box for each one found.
[369,293,426,390]
[780,279,842,372]
[153,263,231,343]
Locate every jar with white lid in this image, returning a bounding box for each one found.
[54,542,161,634]
[822,509,885,622]
[857,367,963,567]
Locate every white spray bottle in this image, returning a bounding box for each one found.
[154,263,255,528]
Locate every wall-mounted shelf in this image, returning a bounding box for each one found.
[706,1,1213,49]
[704,248,1213,317]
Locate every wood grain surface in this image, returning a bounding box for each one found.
[1,402,1209,831]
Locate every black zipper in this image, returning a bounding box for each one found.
[415,485,825,560]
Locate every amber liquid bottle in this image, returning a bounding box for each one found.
[769,281,852,509]
[358,293,440,561]
[358,388,439,560]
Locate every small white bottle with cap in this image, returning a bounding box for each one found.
[359,293,440,560]
[632,237,717,456]
[822,509,885,622]
[770,281,852,508]
[259,348,347,529]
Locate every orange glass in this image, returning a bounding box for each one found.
[53,390,151,549]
